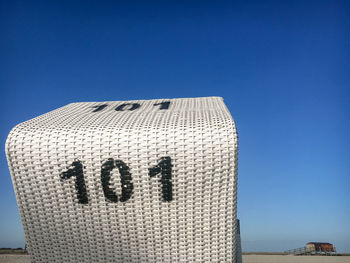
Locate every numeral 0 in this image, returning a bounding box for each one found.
[101,158,133,202]
[61,157,172,204]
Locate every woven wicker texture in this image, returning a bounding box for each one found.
[6,97,239,263]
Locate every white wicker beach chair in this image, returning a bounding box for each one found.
[6,97,240,263]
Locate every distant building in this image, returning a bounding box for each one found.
[306,242,335,252]
[285,242,336,255]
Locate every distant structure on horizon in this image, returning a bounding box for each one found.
[306,242,335,253]
[286,242,336,255]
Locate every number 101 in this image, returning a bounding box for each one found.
[60,157,172,204]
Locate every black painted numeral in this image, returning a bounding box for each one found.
[92,104,108,112]
[149,157,173,202]
[60,161,88,204]
[153,101,170,110]
[101,158,134,202]
[115,103,140,111]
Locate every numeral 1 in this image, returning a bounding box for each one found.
[149,157,173,202]
[60,161,88,204]
[153,101,170,110]
[92,104,108,112]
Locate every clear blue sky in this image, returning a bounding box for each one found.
[1,0,349,252]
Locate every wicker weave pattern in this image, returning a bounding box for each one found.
[6,97,239,263]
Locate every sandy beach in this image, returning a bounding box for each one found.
[1,254,349,263]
